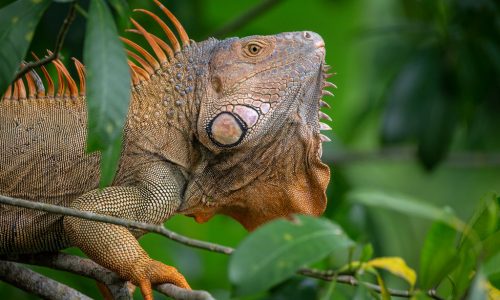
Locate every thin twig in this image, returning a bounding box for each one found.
[211,0,283,38]
[0,260,93,300]
[0,253,214,300]
[298,268,444,300]
[0,194,444,299]
[13,2,77,81]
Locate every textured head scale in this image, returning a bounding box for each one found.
[181,31,333,230]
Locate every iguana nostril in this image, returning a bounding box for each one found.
[302,31,325,49]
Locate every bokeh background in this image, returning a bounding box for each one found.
[1,0,499,299]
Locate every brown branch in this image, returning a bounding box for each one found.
[211,0,283,38]
[0,260,93,300]
[13,2,77,81]
[0,194,233,255]
[0,253,214,300]
[0,194,443,299]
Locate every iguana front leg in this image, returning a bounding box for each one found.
[63,163,189,300]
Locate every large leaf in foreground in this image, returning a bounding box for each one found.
[229,215,354,296]
[0,0,50,95]
[84,0,131,186]
[419,219,459,289]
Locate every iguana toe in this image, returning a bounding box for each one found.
[133,259,190,300]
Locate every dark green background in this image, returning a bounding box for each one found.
[0,0,499,299]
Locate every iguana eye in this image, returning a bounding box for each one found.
[245,42,263,56]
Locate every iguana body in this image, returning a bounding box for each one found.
[0,2,332,299]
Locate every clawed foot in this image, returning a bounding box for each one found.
[127,259,190,300]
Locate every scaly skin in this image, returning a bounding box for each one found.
[0,4,331,299]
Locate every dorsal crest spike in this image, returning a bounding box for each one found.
[127,50,154,75]
[31,52,54,97]
[128,61,141,85]
[21,62,37,98]
[53,59,78,97]
[127,29,174,61]
[24,71,37,98]
[14,79,26,100]
[29,69,46,98]
[153,0,190,47]
[72,58,86,96]
[133,8,181,53]
[3,84,12,100]
[130,17,168,64]
[121,37,160,70]
[128,60,150,81]
[48,53,65,97]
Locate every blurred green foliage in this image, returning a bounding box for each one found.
[0,0,499,299]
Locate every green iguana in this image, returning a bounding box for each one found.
[0,1,333,299]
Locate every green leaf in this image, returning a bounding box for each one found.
[374,272,390,300]
[365,257,417,288]
[107,0,130,31]
[229,215,354,296]
[450,248,476,299]
[464,192,498,242]
[0,0,51,95]
[359,244,373,264]
[484,252,500,289]
[419,218,459,289]
[483,230,500,261]
[84,0,130,187]
[264,277,319,300]
[99,135,123,188]
[347,189,465,231]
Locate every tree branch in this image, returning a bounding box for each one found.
[13,2,76,81]
[0,194,442,299]
[0,253,214,300]
[211,0,283,38]
[0,260,92,300]
[0,194,233,255]
[298,268,444,300]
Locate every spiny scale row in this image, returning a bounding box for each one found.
[1,53,86,101]
[1,0,191,101]
[319,64,336,142]
[124,0,191,85]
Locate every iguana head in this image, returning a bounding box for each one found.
[180,31,332,230]
[107,3,332,231]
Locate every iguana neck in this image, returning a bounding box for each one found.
[122,39,217,173]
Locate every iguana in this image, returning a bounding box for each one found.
[0,1,333,299]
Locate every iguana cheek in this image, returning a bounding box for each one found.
[208,112,246,146]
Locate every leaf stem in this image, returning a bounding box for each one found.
[75,3,88,19]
